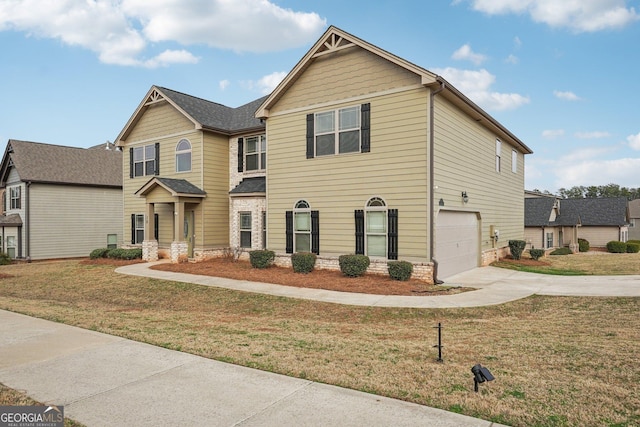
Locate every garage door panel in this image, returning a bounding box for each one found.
[436,211,479,279]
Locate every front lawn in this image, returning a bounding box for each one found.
[0,259,638,427]
[492,251,640,275]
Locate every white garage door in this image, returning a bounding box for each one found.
[435,211,479,279]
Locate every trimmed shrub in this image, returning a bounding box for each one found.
[529,248,545,261]
[606,241,627,253]
[249,250,275,269]
[107,248,142,260]
[338,254,370,277]
[628,240,640,246]
[508,240,526,260]
[550,247,572,256]
[0,252,11,265]
[291,252,316,274]
[578,238,590,253]
[90,248,111,259]
[626,242,640,253]
[387,261,413,281]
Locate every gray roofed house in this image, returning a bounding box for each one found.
[0,139,123,260]
[525,194,630,250]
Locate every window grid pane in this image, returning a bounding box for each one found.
[339,130,360,153]
[315,112,334,133]
[339,107,359,130]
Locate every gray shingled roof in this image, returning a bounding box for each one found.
[157,87,267,133]
[229,177,266,195]
[1,140,122,188]
[0,213,22,226]
[525,197,628,227]
[155,177,206,195]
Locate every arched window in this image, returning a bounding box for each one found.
[294,200,311,253]
[366,197,387,257]
[176,139,192,172]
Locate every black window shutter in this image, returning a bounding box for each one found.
[306,114,315,159]
[237,138,244,172]
[131,214,136,244]
[311,210,319,255]
[285,211,293,253]
[154,142,160,175]
[361,103,370,153]
[154,213,159,240]
[129,148,134,178]
[355,210,365,255]
[388,209,398,260]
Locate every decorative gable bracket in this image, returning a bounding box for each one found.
[313,33,355,58]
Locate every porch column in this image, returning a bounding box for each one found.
[142,202,158,261]
[171,200,187,262]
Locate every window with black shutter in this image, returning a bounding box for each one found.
[307,103,370,158]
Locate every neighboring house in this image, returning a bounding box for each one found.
[116,26,532,281]
[0,140,123,260]
[629,199,640,240]
[525,192,629,250]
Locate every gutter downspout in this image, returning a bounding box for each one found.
[430,80,445,284]
[25,181,31,261]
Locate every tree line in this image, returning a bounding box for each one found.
[531,183,640,200]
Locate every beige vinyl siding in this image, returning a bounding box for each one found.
[524,227,544,249]
[433,96,525,251]
[28,184,122,259]
[127,102,195,142]
[122,101,204,246]
[267,87,430,260]
[201,132,230,247]
[579,226,624,247]
[272,46,421,114]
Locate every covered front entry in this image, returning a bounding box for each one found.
[135,177,206,262]
[435,210,480,279]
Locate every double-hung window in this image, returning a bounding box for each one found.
[285,201,319,254]
[546,232,553,249]
[9,187,20,210]
[315,106,361,156]
[306,103,370,159]
[495,139,502,172]
[240,212,252,248]
[366,198,387,257]
[132,144,157,177]
[245,135,266,171]
[134,214,145,244]
[511,149,517,173]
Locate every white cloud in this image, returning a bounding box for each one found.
[513,36,522,48]
[0,0,326,66]
[574,131,611,139]
[219,80,230,91]
[560,146,616,162]
[466,0,640,32]
[253,71,288,95]
[433,67,530,111]
[452,44,487,65]
[555,157,640,188]
[627,132,640,150]
[554,90,582,101]
[542,129,565,139]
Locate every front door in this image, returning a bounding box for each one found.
[185,210,195,258]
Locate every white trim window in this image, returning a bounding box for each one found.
[240,212,252,248]
[366,197,387,257]
[512,149,517,173]
[245,135,266,171]
[294,200,311,252]
[176,139,192,172]
[495,139,502,172]
[315,106,361,156]
[9,186,20,210]
[133,144,156,177]
[135,214,145,244]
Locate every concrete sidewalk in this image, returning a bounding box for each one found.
[116,262,640,308]
[0,310,506,427]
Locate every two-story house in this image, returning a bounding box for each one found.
[116,26,532,282]
[115,87,267,262]
[0,140,122,259]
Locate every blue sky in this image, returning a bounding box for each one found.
[1,0,639,194]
